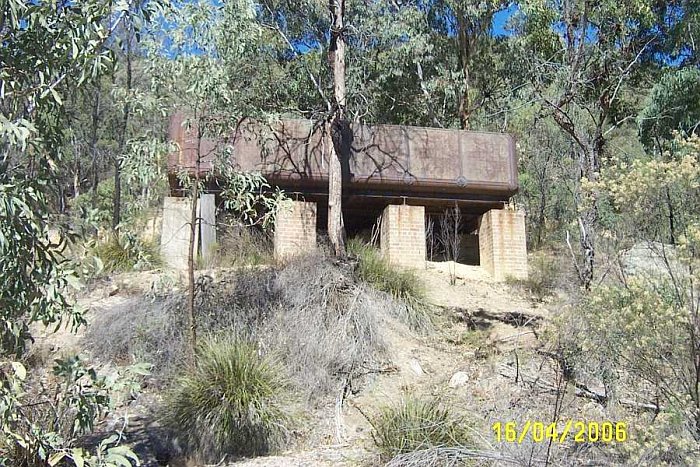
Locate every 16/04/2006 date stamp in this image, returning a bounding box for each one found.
[492,421,627,444]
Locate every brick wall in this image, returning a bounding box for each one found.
[478,208,528,281]
[274,201,317,261]
[380,204,426,269]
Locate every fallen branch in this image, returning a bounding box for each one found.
[445,306,543,330]
[499,364,663,413]
[385,446,542,466]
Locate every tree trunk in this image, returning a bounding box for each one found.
[576,145,600,290]
[187,124,202,362]
[328,0,347,258]
[90,84,100,197]
[456,13,471,130]
[113,23,132,229]
[666,187,676,245]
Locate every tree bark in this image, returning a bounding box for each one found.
[328,0,347,258]
[113,22,132,230]
[187,121,201,361]
[576,144,600,290]
[90,84,100,197]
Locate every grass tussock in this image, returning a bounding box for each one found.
[348,238,432,331]
[269,254,388,397]
[371,396,472,461]
[199,225,273,269]
[93,231,161,273]
[161,337,291,461]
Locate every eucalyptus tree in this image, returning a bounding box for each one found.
[1,0,165,463]
[420,0,509,129]
[257,0,435,254]
[257,0,349,256]
[638,67,700,153]
[512,0,682,289]
[150,0,287,356]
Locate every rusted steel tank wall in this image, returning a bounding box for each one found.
[168,113,518,201]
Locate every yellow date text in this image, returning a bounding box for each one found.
[492,421,627,444]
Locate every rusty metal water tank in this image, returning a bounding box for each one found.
[168,113,518,205]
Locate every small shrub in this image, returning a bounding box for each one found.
[203,221,273,268]
[507,254,557,302]
[70,180,116,230]
[85,269,277,377]
[347,238,432,330]
[93,231,161,272]
[371,396,471,460]
[160,337,291,461]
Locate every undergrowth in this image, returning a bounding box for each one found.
[92,231,161,273]
[348,238,432,330]
[198,225,273,269]
[87,255,419,400]
[506,253,558,302]
[370,396,472,461]
[160,337,291,461]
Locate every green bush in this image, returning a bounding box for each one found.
[93,231,160,272]
[371,396,471,460]
[160,338,291,461]
[70,180,116,230]
[347,238,431,330]
[507,253,558,302]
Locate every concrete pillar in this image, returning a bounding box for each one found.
[274,201,317,261]
[160,197,192,270]
[160,195,217,270]
[199,194,216,262]
[380,204,426,269]
[478,208,528,281]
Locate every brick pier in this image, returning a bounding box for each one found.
[273,201,317,261]
[380,204,426,269]
[478,209,528,281]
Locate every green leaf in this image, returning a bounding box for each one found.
[11,361,26,380]
[71,448,85,467]
[48,451,66,466]
[50,87,62,106]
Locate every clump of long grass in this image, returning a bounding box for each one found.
[93,231,160,272]
[88,253,427,405]
[370,396,471,461]
[160,337,291,461]
[347,238,432,330]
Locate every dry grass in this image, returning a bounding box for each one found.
[199,223,273,269]
[347,238,433,331]
[87,254,417,401]
[268,254,389,399]
[506,253,558,302]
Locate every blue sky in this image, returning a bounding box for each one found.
[492,4,517,37]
